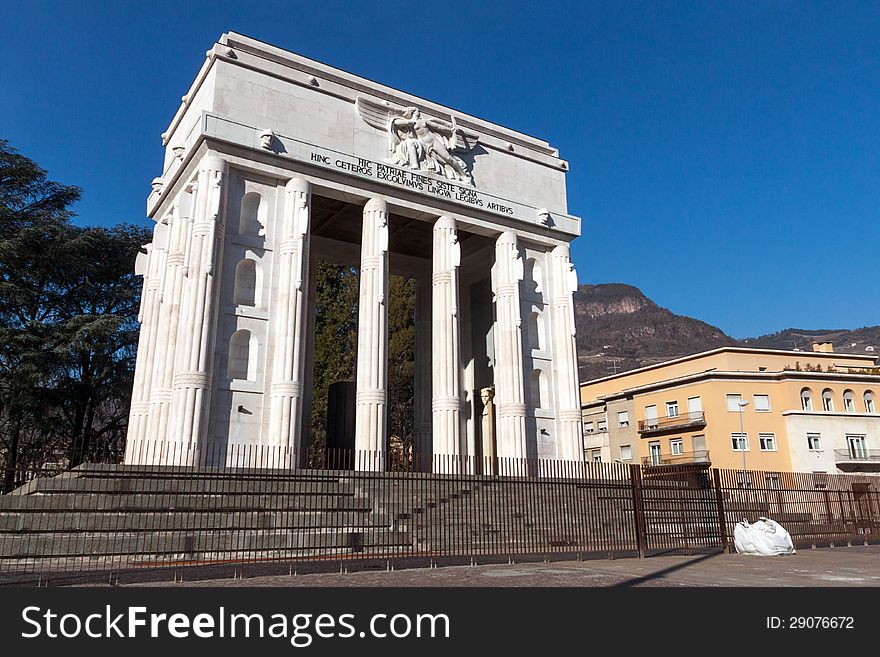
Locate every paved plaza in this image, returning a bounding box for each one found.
[125,545,880,588]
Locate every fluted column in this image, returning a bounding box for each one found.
[168,156,228,464]
[491,231,527,461]
[432,216,463,471]
[413,276,432,470]
[354,198,389,467]
[549,244,584,461]
[125,240,161,462]
[267,178,311,464]
[144,195,192,463]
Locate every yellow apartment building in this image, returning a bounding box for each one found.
[580,345,880,479]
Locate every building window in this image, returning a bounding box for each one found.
[847,435,868,459]
[644,405,658,429]
[648,442,661,466]
[736,471,752,489]
[527,311,543,350]
[865,391,876,413]
[666,401,679,417]
[692,435,707,453]
[731,433,748,451]
[239,191,266,236]
[726,393,744,412]
[843,390,855,413]
[822,389,834,412]
[670,438,683,455]
[529,369,545,409]
[619,445,632,461]
[233,258,260,307]
[597,419,608,432]
[228,329,258,381]
[617,411,629,427]
[759,433,777,451]
[584,421,594,434]
[753,394,771,412]
[800,388,813,411]
[807,433,822,451]
[812,472,828,489]
[766,473,781,490]
[591,449,602,463]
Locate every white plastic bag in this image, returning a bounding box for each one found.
[733,517,796,556]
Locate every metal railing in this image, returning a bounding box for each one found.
[638,411,706,434]
[834,448,880,462]
[2,441,879,585]
[642,450,710,467]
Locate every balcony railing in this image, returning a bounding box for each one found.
[834,449,880,463]
[834,448,880,472]
[638,411,706,434]
[642,449,711,467]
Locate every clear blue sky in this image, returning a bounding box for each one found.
[3,1,878,338]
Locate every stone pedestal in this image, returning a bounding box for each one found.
[480,386,497,474]
[354,198,389,467]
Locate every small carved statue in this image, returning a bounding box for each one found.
[151,177,164,194]
[259,128,276,150]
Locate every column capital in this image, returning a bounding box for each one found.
[201,155,228,173]
[364,197,388,213]
[285,177,311,193]
[434,215,456,230]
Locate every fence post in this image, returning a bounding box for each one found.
[712,469,728,552]
[630,465,647,558]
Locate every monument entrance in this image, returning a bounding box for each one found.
[124,32,583,472]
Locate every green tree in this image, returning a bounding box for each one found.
[309,263,360,456]
[308,264,416,467]
[0,140,148,490]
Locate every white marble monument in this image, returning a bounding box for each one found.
[125,32,583,470]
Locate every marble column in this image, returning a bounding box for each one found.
[491,231,528,462]
[432,216,463,471]
[413,276,432,470]
[145,194,192,464]
[354,198,389,467]
[168,156,228,464]
[549,243,584,461]
[125,240,161,462]
[267,178,311,466]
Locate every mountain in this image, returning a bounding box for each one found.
[573,284,738,381]
[742,327,880,355]
[573,284,880,381]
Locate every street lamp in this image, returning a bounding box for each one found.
[738,399,749,488]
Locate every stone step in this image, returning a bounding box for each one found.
[16,476,358,497]
[0,494,372,513]
[0,528,412,559]
[0,510,392,533]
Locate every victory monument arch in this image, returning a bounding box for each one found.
[125,32,583,471]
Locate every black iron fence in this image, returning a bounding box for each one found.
[1,442,879,584]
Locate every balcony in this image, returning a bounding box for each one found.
[642,449,711,468]
[834,449,880,472]
[638,411,706,436]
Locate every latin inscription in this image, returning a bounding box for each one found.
[310,151,517,215]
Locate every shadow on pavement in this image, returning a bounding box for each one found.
[612,552,722,587]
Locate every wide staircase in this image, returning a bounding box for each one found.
[0,464,639,580]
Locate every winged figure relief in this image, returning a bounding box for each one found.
[355,97,479,184]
